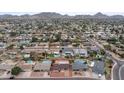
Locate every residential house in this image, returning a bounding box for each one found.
[61,47,74,56]
[90,45,100,51]
[72,59,88,71]
[0,63,14,71]
[22,43,49,53]
[97,31,107,40]
[50,58,72,77]
[49,42,60,49]
[92,61,104,75]
[73,48,88,57]
[49,43,60,51]
[17,61,33,71]
[34,60,52,72]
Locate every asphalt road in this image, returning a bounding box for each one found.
[119,65,124,80]
[112,63,120,80]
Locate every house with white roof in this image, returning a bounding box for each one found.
[73,48,88,57]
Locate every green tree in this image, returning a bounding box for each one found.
[6,44,14,50]
[119,35,123,40]
[10,32,17,37]
[11,66,22,75]
[107,37,117,44]
[104,44,111,50]
[106,59,113,64]
[100,49,105,55]
[32,37,38,42]
[20,45,24,50]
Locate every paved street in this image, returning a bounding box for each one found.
[112,63,119,80]
[119,65,124,80]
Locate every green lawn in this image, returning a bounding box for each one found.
[47,54,54,58]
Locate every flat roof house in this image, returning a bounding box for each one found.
[34,60,52,71]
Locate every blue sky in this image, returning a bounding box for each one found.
[0,0,124,15]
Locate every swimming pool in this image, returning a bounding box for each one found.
[27,60,33,64]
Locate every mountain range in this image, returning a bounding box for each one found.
[0,12,124,19]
